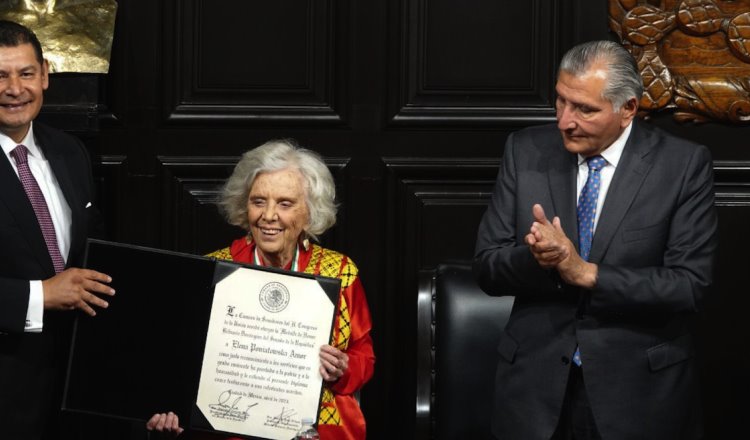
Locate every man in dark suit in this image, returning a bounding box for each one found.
[0,20,115,439]
[474,40,717,440]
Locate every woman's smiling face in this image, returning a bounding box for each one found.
[247,168,310,267]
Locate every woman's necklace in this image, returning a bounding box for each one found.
[253,244,300,272]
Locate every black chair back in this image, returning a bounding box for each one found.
[417,262,514,440]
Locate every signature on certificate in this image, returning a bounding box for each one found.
[208,389,258,422]
[266,406,299,429]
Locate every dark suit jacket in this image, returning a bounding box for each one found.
[474,120,717,440]
[0,122,101,439]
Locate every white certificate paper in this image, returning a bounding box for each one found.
[196,266,337,439]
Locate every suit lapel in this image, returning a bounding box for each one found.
[547,143,579,249]
[0,148,54,272]
[36,124,82,262]
[589,121,655,262]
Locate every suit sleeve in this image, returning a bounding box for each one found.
[591,145,717,314]
[0,279,32,332]
[473,132,560,298]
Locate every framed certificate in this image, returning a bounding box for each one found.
[63,239,340,440]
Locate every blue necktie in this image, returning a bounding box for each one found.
[572,155,606,366]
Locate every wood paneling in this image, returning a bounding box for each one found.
[390,0,558,125]
[92,155,128,240]
[164,0,345,124]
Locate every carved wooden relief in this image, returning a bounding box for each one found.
[610,0,750,123]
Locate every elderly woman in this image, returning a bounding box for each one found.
[148,140,375,440]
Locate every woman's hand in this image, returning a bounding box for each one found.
[146,412,184,436]
[319,344,349,382]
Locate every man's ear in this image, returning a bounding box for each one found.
[620,97,638,127]
[41,59,49,90]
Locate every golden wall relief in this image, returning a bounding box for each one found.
[610,0,750,123]
[0,0,117,73]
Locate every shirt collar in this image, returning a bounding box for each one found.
[577,120,632,168]
[0,122,42,160]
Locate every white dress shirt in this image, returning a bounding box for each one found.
[575,121,633,232]
[0,122,72,332]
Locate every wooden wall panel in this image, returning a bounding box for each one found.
[156,156,239,252]
[164,0,345,124]
[385,159,499,267]
[701,205,750,439]
[92,155,128,240]
[701,162,750,439]
[390,0,558,125]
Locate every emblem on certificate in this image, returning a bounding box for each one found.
[259,282,291,313]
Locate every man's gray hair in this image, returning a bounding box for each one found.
[220,139,337,241]
[558,40,643,111]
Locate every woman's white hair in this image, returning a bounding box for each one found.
[220,139,337,241]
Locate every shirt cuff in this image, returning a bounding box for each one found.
[25,280,44,333]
